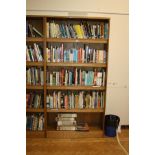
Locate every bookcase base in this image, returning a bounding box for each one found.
[26,131,45,138]
[47,129,104,139]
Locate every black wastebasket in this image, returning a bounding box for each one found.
[104,114,120,137]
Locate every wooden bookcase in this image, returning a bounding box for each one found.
[26,15,110,138]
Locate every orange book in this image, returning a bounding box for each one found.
[78,48,81,62]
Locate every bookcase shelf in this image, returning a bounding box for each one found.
[47,62,107,68]
[26,108,44,112]
[26,85,44,90]
[26,61,44,66]
[26,15,110,138]
[46,38,108,43]
[26,130,45,138]
[47,108,103,113]
[46,86,105,90]
[26,37,44,42]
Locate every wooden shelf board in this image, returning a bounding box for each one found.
[26,37,44,42]
[47,86,105,90]
[46,38,108,43]
[47,62,106,68]
[26,62,44,66]
[26,130,45,138]
[26,108,44,112]
[47,108,103,113]
[26,85,44,90]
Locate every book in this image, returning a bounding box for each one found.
[57,120,76,126]
[55,117,75,121]
[32,26,43,37]
[57,113,77,118]
[76,123,89,131]
[57,126,76,131]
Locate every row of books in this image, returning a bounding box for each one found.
[26,44,43,62]
[46,68,105,86]
[26,22,43,37]
[26,93,44,109]
[26,113,44,131]
[47,21,109,39]
[46,44,106,63]
[46,91,105,109]
[56,113,77,131]
[26,67,44,85]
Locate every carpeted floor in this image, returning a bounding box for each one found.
[27,129,129,155]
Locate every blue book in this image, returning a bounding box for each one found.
[73,49,76,62]
[67,50,70,62]
[104,23,109,39]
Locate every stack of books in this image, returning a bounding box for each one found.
[26,44,43,62]
[46,44,106,63]
[26,113,44,131]
[56,113,77,131]
[46,68,105,86]
[26,67,44,86]
[47,91,105,109]
[26,93,44,109]
[46,21,109,39]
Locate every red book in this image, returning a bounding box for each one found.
[94,69,97,85]
[61,68,65,85]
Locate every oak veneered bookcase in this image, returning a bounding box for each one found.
[26,15,110,138]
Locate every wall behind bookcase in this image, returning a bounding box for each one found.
[26,0,129,125]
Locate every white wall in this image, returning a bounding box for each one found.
[27,0,129,125]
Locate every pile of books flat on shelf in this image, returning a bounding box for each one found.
[56,113,89,131]
[56,113,77,131]
[26,43,43,62]
[46,44,106,63]
[47,91,105,109]
[26,113,44,131]
[46,21,109,39]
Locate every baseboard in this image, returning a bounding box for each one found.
[121,125,129,129]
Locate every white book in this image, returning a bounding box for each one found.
[26,46,30,61]
[40,70,44,85]
[49,95,53,109]
[99,50,104,63]
[102,71,106,86]
[50,73,53,86]
[57,126,76,131]
[57,120,76,126]
[57,113,77,118]
[46,22,49,38]
[56,117,75,121]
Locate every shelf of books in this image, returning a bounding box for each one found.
[26,15,110,138]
